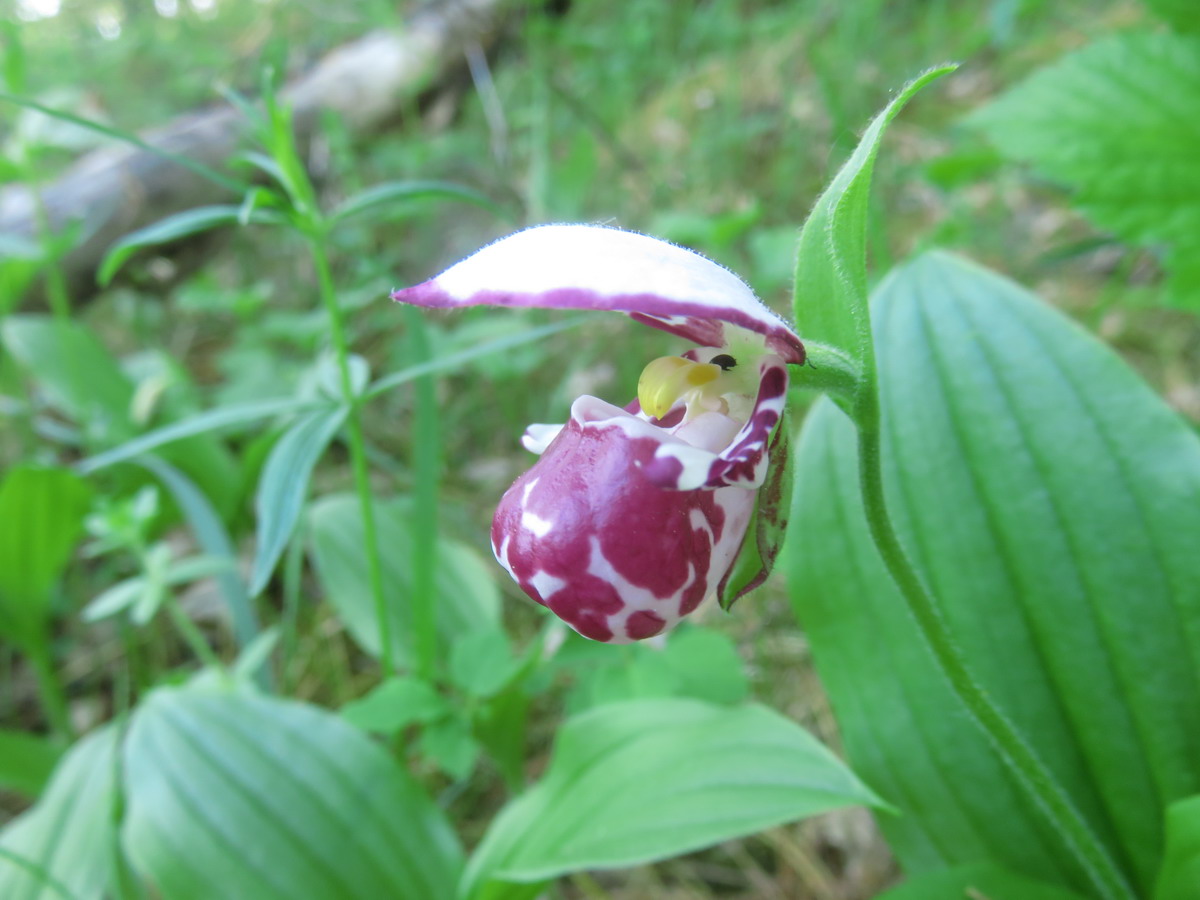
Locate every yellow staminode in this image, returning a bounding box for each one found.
[637,356,721,419]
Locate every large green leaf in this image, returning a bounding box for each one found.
[787,251,1200,894]
[969,33,1200,303]
[122,682,463,900]
[792,65,954,365]
[460,698,885,899]
[1156,795,1200,900]
[878,862,1092,900]
[306,494,499,666]
[0,465,92,644]
[0,726,120,900]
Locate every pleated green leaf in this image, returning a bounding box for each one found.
[122,683,463,900]
[0,726,120,900]
[460,698,885,898]
[787,251,1200,894]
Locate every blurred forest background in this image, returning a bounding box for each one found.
[2,0,1195,897]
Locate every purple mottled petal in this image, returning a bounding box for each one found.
[391,225,805,364]
[643,355,789,491]
[491,395,756,643]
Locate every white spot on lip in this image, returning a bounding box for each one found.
[522,511,554,537]
[519,478,554,536]
[529,570,566,599]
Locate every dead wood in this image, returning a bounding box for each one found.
[0,0,512,304]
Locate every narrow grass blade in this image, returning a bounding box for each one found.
[250,405,348,596]
[78,397,330,474]
[365,318,585,399]
[0,92,246,194]
[138,456,260,650]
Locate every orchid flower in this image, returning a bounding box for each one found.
[392,225,804,643]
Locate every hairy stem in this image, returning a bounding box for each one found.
[164,596,223,672]
[852,378,1133,900]
[308,238,393,676]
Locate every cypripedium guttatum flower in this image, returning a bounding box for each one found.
[392,225,804,643]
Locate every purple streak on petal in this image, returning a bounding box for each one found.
[704,358,789,488]
[640,356,789,492]
[490,396,756,643]
[390,224,805,364]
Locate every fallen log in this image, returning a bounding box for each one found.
[0,0,511,304]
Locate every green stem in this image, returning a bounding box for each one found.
[788,341,861,400]
[308,237,393,676]
[164,596,223,672]
[32,188,72,322]
[851,379,1133,900]
[402,306,440,682]
[27,634,73,742]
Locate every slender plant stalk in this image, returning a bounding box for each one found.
[33,192,72,323]
[307,237,394,676]
[850,375,1134,900]
[164,596,223,671]
[280,535,305,694]
[402,306,440,682]
[27,632,73,742]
